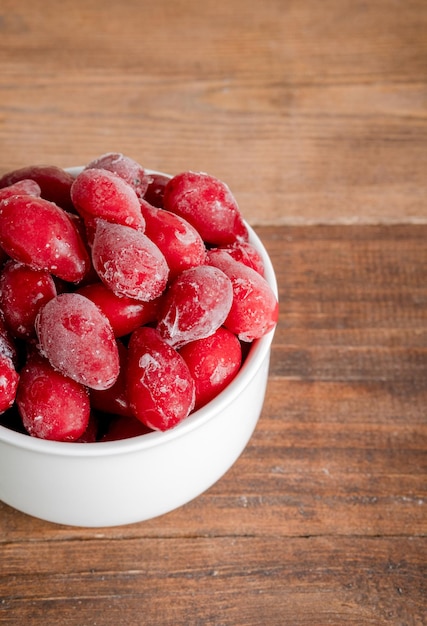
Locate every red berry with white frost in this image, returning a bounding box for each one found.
[179,327,242,409]
[140,199,207,280]
[0,260,57,339]
[0,195,90,283]
[156,265,233,349]
[91,220,169,301]
[85,152,151,199]
[77,281,160,338]
[0,165,75,212]
[16,353,90,442]
[35,292,120,390]
[127,326,195,431]
[207,248,278,342]
[163,171,249,246]
[71,167,145,231]
[0,179,41,201]
[0,354,19,414]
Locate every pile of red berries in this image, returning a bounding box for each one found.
[0,153,278,442]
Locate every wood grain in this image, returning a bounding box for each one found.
[0,0,426,224]
[1,537,425,626]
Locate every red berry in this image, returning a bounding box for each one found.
[207,249,278,341]
[156,265,233,349]
[212,241,265,275]
[75,412,100,443]
[16,353,90,441]
[0,195,90,283]
[101,414,153,441]
[85,152,151,198]
[71,168,145,231]
[35,292,120,390]
[0,260,57,338]
[140,199,207,280]
[143,172,170,208]
[0,354,19,414]
[0,179,41,201]
[91,220,169,301]
[0,316,18,366]
[0,165,75,212]
[77,281,160,337]
[127,327,195,431]
[179,327,242,409]
[90,341,133,417]
[164,171,248,246]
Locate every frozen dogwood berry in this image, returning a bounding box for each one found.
[0,308,19,414]
[0,165,75,212]
[163,171,249,246]
[0,353,19,414]
[16,353,90,441]
[85,152,151,199]
[0,260,57,338]
[89,340,133,417]
[0,316,18,366]
[101,414,153,441]
[211,240,265,276]
[0,179,41,201]
[156,265,233,349]
[0,195,90,283]
[77,281,160,338]
[207,248,278,342]
[127,327,195,431]
[179,327,242,410]
[140,199,207,280]
[71,167,145,231]
[143,172,170,208]
[91,220,169,301]
[35,292,120,390]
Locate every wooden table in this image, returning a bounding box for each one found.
[0,1,426,624]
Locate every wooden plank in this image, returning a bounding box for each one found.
[0,1,426,224]
[1,537,425,625]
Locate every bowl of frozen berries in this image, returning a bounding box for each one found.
[0,153,278,527]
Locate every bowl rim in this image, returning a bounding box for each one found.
[0,168,278,457]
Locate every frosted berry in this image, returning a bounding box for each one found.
[35,292,120,390]
[77,281,160,337]
[91,220,169,301]
[16,353,90,441]
[127,327,195,431]
[212,241,265,275]
[163,171,248,246]
[0,195,90,283]
[89,340,133,417]
[0,354,19,414]
[140,199,207,280]
[71,168,145,231]
[0,260,57,338]
[0,165,75,212]
[0,179,41,201]
[85,152,151,198]
[208,249,278,341]
[179,327,242,409]
[156,265,233,348]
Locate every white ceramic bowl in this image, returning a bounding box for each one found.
[0,169,278,527]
